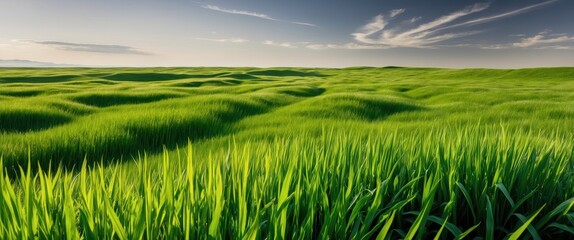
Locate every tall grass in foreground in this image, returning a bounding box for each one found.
[1,128,573,239]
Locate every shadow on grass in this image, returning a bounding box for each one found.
[102,72,228,81]
[0,110,72,133]
[0,90,45,97]
[172,79,243,88]
[289,94,424,121]
[70,93,186,107]
[2,97,278,178]
[273,86,326,97]
[223,73,261,80]
[0,75,77,83]
[248,69,327,77]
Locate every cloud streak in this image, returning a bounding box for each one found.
[290,21,318,27]
[351,1,555,48]
[513,33,574,48]
[202,5,275,21]
[406,17,422,24]
[201,4,317,27]
[196,37,249,43]
[306,43,390,50]
[390,9,406,18]
[352,4,488,48]
[433,0,558,33]
[264,40,296,48]
[481,32,574,50]
[396,4,489,39]
[33,41,150,55]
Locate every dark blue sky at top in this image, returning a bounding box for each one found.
[208,0,572,43]
[0,0,572,67]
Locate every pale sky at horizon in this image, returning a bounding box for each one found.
[1,0,573,68]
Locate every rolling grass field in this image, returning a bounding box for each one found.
[1,67,573,239]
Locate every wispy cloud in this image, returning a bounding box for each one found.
[201,4,317,27]
[433,0,557,33]
[196,37,249,43]
[538,46,574,50]
[512,33,574,47]
[481,32,574,49]
[406,17,422,24]
[390,9,406,18]
[263,40,302,48]
[32,41,150,55]
[395,4,489,39]
[350,1,555,49]
[306,43,389,50]
[290,21,318,27]
[352,4,489,48]
[202,5,275,21]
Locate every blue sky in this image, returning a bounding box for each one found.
[1,0,573,68]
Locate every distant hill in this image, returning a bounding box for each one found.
[0,59,78,67]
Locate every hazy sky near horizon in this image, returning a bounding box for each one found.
[1,0,573,68]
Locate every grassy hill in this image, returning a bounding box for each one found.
[1,67,573,239]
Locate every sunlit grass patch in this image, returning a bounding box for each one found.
[0,67,573,238]
[1,128,572,239]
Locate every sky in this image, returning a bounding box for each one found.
[1,0,573,68]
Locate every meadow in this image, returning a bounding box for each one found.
[0,67,573,239]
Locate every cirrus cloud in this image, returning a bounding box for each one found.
[201,4,317,27]
[481,32,574,50]
[513,33,574,48]
[30,41,151,55]
[196,37,249,43]
[350,1,556,49]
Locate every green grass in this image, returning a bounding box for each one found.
[1,67,573,238]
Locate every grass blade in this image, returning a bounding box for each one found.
[508,205,545,240]
[486,197,494,240]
